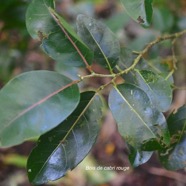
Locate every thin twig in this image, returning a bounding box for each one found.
[117,29,186,77]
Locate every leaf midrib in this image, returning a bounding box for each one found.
[83,22,113,72]
[48,8,91,69]
[34,93,97,180]
[114,86,156,138]
[2,81,78,132]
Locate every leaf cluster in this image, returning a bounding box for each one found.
[0,0,185,184]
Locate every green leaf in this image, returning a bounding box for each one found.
[27,91,104,184]
[109,83,169,149]
[134,70,172,112]
[55,62,79,81]
[116,49,174,107]
[159,105,186,170]
[120,0,153,27]
[26,0,93,67]
[0,70,80,147]
[140,58,174,83]
[76,14,120,70]
[128,144,153,167]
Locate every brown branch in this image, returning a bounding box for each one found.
[118,29,186,77]
[49,8,93,73]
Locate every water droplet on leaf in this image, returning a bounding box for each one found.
[144,107,152,116]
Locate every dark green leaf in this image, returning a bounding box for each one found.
[109,83,169,149]
[0,71,80,147]
[27,91,104,184]
[134,70,172,112]
[76,14,120,70]
[26,0,93,67]
[140,138,163,151]
[120,0,153,27]
[128,144,153,167]
[159,105,186,170]
[26,0,55,39]
[168,106,186,135]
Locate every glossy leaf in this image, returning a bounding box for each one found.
[76,14,120,70]
[55,62,79,81]
[120,0,153,27]
[109,83,169,149]
[0,71,80,147]
[128,144,153,167]
[134,70,172,112]
[159,105,186,170]
[27,91,104,184]
[26,0,93,67]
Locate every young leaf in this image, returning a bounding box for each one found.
[76,14,120,70]
[120,0,153,27]
[0,71,80,147]
[27,91,104,184]
[26,0,93,68]
[109,83,169,149]
[134,70,172,112]
[159,105,186,170]
[128,144,153,167]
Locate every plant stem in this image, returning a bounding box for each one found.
[74,30,186,90]
[49,8,93,73]
[117,29,186,77]
[79,73,115,80]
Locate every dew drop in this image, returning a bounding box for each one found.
[144,107,152,116]
[28,169,32,172]
[130,90,133,95]
[89,23,92,26]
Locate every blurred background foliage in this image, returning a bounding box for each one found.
[0,0,186,185]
